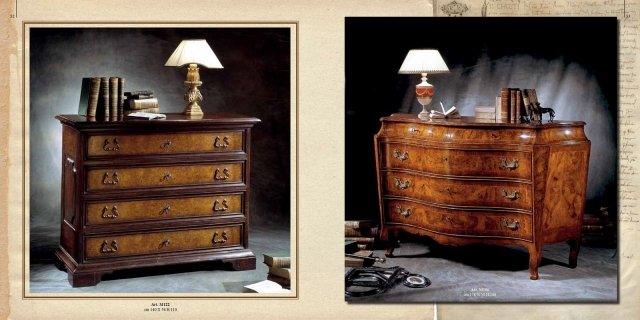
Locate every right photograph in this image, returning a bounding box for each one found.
[345,17,618,302]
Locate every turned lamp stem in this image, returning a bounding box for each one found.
[183,63,204,116]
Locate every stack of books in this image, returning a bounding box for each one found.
[263,253,291,289]
[498,87,526,123]
[124,90,160,115]
[79,76,125,121]
[344,220,379,250]
[474,106,496,120]
[345,220,380,267]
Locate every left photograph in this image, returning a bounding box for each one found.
[26,24,296,295]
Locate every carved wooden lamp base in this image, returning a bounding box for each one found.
[183,79,204,117]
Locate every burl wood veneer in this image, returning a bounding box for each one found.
[55,113,260,287]
[374,114,590,280]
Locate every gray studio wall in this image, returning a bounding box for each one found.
[400,54,616,209]
[29,28,291,236]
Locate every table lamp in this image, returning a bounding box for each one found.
[398,49,449,120]
[165,39,223,117]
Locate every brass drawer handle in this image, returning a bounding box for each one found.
[500,158,519,170]
[501,189,521,200]
[161,172,173,182]
[102,172,119,185]
[162,140,172,149]
[102,138,120,151]
[100,240,118,253]
[214,136,230,148]
[214,168,230,180]
[160,204,171,215]
[393,150,409,161]
[395,205,412,217]
[101,206,119,219]
[160,239,171,248]
[213,199,229,212]
[408,127,420,133]
[501,218,520,230]
[394,178,411,189]
[212,231,228,244]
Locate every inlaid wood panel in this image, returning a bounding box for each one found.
[381,171,533,211]
[85,225,241,259]
[85,194,243,225]
[384,199,533,241]
[87,131,244,157]
[380,142,531,180]
[86,163,243,191]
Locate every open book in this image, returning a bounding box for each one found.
[430,102,461,119]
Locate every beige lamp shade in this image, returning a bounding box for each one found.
[398,49,449,74]
[164,39,223,68]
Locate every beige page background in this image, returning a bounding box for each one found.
[1,0,638,319]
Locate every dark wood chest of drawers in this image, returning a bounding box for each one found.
[374,114,590,280]
[55,113,260,287]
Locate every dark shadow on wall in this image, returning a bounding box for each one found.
[345,17,617,224]
[28,27,291,249]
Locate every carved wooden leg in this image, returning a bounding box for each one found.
[68,272,104,287]
[527,243,543,280]
[224,256,256,271]
[384,229,399,258]
[568,239,581,268]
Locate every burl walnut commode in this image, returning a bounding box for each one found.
[55,113,259,287]
[374,114,590,280]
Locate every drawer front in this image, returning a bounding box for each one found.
[86,194,243,225]
[380,143,531,180]
[87,163,243,191]
[383,199,532,241]
[381,171,532,211]
[87,131,244,157]
[381,122,535,144]
[85,225,242,259]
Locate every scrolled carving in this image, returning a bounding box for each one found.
[213,199,229,212]
[212,231,228,244]
[214,136,230,148]
[101,206,119,219]
[100,240,118,253]
[102,172,119,185]
[102,138,120,151]
[214,168,230,180]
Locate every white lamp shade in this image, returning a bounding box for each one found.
[164,39,223,68]
[398,49,449,74]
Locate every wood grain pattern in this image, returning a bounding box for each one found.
[374,114,590,280]
[86,194,242,224]
[384,199,533,241]
[381,171,533,211]
[87,131,244,157]
[86,163,243,191]
[55,113,259,287]
[380,142,531,180]
[85,225,241,259]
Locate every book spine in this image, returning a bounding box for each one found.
[87,77,101,117]
[495,96,501,121]
[100,77,110,121]
[124,107,160,115]
[500,88,510,122]
[128,98,159,110]
[344,226,379,237]
[264,257,291,269]
[516,89,522,123]
[125,90,154,96]
[109,77,118,120]
[509,88,517,123]
[118,77,125,120]
[126,94,154,100]
[344,220,375,229]
[268,267,291,279]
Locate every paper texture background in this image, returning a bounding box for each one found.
[1,0,638,319]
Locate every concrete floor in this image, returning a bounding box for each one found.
[29,223,290,294]
[346,236,618,303]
